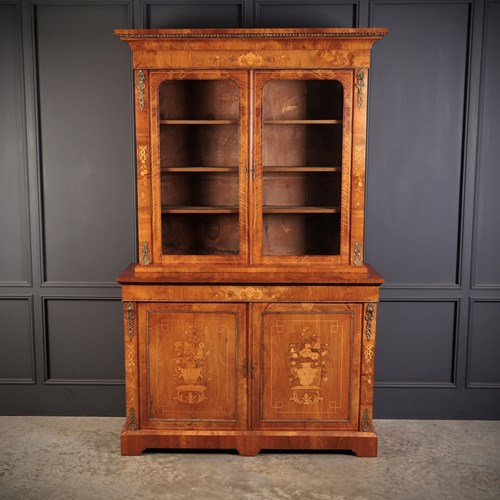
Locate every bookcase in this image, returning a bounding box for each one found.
[117,28,387,456]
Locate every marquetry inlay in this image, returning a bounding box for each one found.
[364,345,374,362]
[353,176,364,208]
[208,52,289,67]
[288,327,329,405]
[212,286,292,301]
[138,145,148,177]
[173,326,210,405]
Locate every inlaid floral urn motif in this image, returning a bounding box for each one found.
[173,326,210,404]
[288,327,329,405]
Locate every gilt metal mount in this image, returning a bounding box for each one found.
[356,69,365,110]
[136,70,145,111]
[141,240,151,266]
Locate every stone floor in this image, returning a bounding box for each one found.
[0,417,499,499]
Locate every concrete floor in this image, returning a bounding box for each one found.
[0,417,499,500]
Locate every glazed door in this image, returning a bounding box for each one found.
[150,71,249,264]
[251,303,361,430]
[138,303,247,430]
[253,71,353,265]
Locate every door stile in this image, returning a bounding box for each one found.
[252,72,265,265]
[249,302,262,429]
[237,71,250,265]
[248,70,256,266]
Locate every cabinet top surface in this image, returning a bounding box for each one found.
[117,264,384,285]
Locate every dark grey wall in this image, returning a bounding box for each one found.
[0,0,498,418]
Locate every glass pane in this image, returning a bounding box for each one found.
[158,79,240,256]
[262,79,343,256]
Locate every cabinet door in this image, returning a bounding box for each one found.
[138,303,247,429]
[149,71,249,265]
[252,303,361,430]
[253,71,353,266]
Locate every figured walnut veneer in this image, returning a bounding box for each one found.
[117,28,386,457]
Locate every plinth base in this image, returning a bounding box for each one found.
[121,426,378,457]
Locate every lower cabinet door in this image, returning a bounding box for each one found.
[138,302,247,429]
[252,303,362,430]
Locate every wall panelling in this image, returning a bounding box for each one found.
[0,0,498,418]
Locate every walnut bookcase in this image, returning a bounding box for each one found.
[116,28,387,457]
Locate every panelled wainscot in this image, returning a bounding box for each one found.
[116,28,387,457]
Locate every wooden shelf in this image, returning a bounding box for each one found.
[263,119,342,125]
[264,166,341,172]
[263,206,340,214]
[161,167,239,173]
[160,120,238,125]
[162,205,239,214]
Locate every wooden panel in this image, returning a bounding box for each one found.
[472,2,500,287]
[468,301,500,386]
[252,303,361,429]
[160,124,239,167]
[375,301,457,386]
[0,3,30,284]
[159,79,240,120]
[44,299,124,383]
[139,303,246,429]
[0,298,34,383]
[121,283,381,303]
[367,2,470,285]
[256,1,356,28]
[133,48,372,70]
[35,4,134,284]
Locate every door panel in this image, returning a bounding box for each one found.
[252,303,361,429]
[139,303,246,429]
